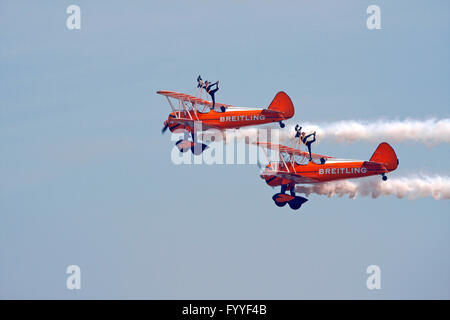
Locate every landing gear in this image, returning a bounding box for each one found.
[175,139,192,153]
[175,130,208,154]
[272,185,308,211]
[290,186,295,196]
[382,174,387,181]
[288,197,307,210]
[274,200,287,207]
[191,143,208,155]
[279,121,285,128]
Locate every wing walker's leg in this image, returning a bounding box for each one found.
[307,143,312,161]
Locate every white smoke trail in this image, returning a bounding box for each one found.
[295,175,450,200]
[284,118,450,145]
[217,118,450,145]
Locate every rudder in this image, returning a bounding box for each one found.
[369,142,399,171]
[267,91,295,118]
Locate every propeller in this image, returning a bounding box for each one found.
[161,122,169,134]
[257,159,268,174]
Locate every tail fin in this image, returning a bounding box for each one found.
[267,91,294,119]
[369,142,399,171]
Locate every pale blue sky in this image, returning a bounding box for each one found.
[1,0,449,299]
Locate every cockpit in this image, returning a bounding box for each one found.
[197,105,227,113]
[294,154,309,165]
[291,153,327,165]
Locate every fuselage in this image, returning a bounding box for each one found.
[262,158,392,186]
[167,108,288,132]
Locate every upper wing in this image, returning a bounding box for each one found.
[255,141,333,161]
[158,90,213,107]
[157,90,243,109]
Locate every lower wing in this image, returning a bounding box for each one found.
[169,118,221,131]
[275,171,320,184]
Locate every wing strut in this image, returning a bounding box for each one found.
[279,152,290,173]
[166,96,177,117]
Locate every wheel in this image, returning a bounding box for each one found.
[382,175,387,181]
[191,143,208,155]
[288,199,302,210]
[176,140,191,153]
[275,201,287,207]
[279,121,285,128]
[288,196,309,210]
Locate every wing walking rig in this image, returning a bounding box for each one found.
[256,141,399,210]
[158,89,295,154]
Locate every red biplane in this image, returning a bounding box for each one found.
[256,141,399,210]
[158,90,294,154]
